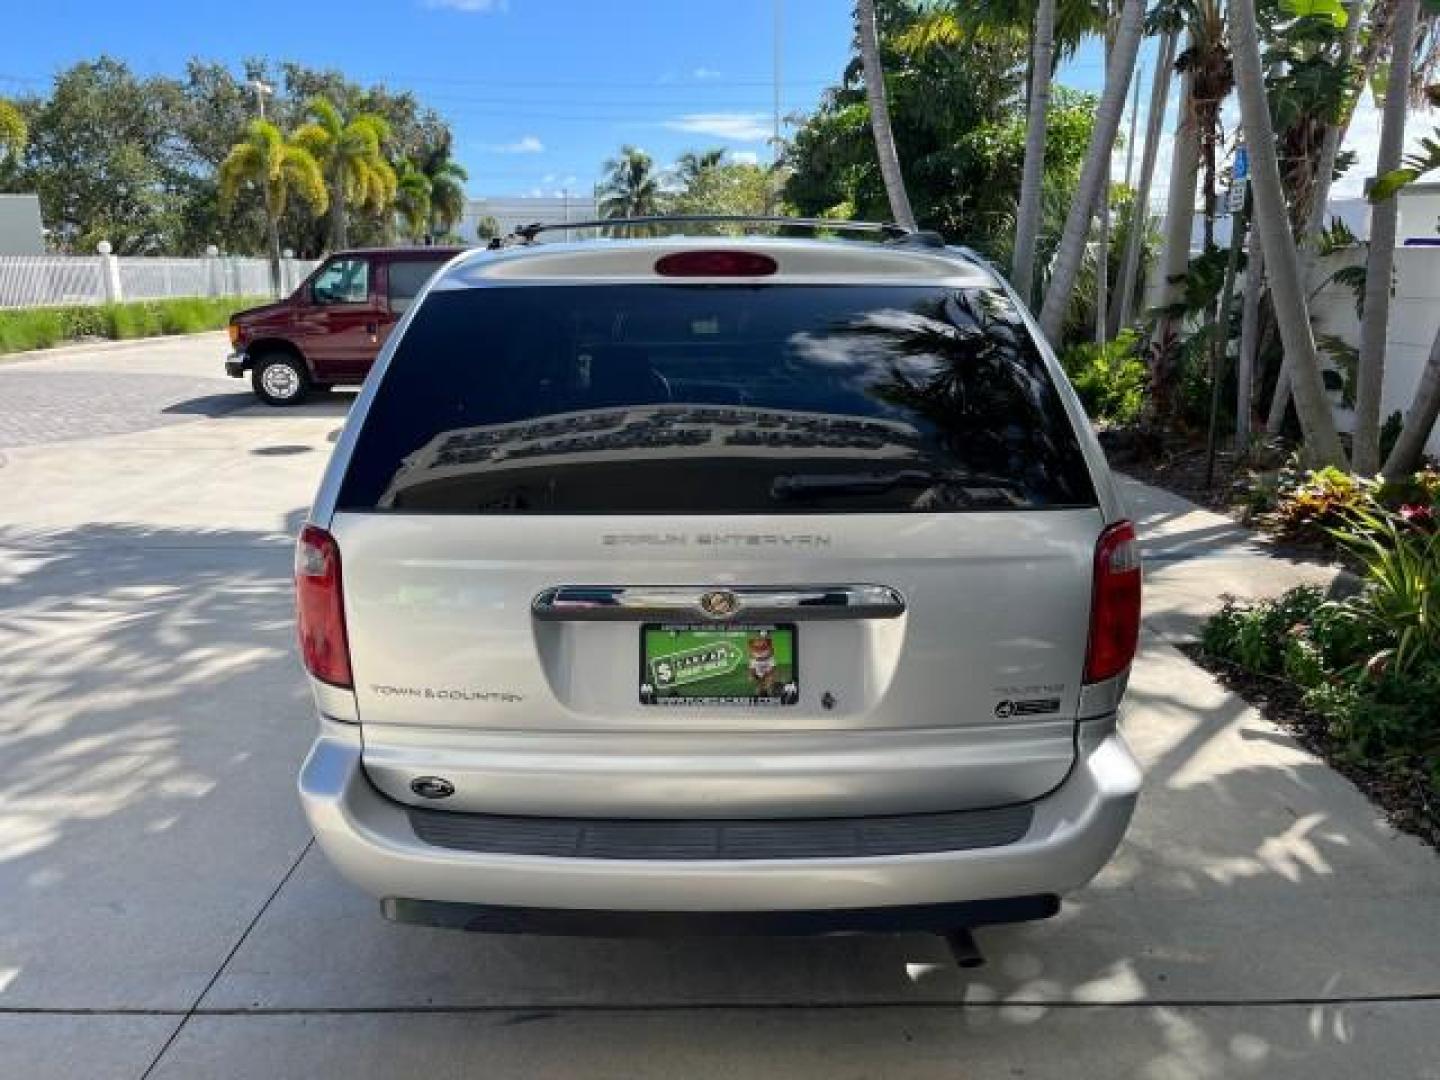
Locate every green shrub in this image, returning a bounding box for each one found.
[1200,524,1438,777]
[1331,506,1440,677]
[1261,463,1373,545]
[0,295,268,355]
[1201,585,1328,675]
[1059,329,1148,426]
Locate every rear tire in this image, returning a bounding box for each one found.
[252,353,310,406]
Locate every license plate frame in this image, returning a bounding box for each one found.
[639,623,799,707]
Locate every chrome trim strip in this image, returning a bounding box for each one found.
[531,584,906,622]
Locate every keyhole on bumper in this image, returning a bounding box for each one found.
[821,692,837,710]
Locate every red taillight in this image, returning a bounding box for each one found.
[655,251,778,277]
[1084,520,1142,684]
[296,525,352,688]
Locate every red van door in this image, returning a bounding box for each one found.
[295,255,383,383]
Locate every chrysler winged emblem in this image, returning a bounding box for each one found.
[698,590,740,618]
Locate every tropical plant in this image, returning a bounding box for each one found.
[599,145,663,221]
[1037,0,1146,343]
[0,98,25,163]
[294,96,396,251]
[674,148,726,188]
[475,214,501,242]
[218,119,327,292]
[1153,0,1235,252]
[671,160,773,223]
[1061,329,1149,424]
[393,159,431,243]
[1333,503,1440,676]
[1230,0,1347,466]
[416,133,468,240]
[856,0,918,229]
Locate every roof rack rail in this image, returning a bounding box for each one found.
[489,214,922,247]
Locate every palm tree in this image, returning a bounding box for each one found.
[856,0,918,230]
[1268,0,1365,436]
[294,97,396,251]
[1012,0,1057,305]
[393,160,431,243]
[0,98,25,164]
[1037,0,1145,343]
[1228,0,1346,466]
[599,146,663,219]
[1111,26,1179,331]
[418,135,469,241]
[1354,0,1420,474]
[676,148,726,189]
[218,119,327,295]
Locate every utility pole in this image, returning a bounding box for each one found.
[773,0,783,165]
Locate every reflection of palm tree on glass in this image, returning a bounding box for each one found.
[816,290,1087,504]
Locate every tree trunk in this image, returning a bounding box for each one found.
[1112,28,1175,335]
[1382,325,1440,477]
[329,175,347,251]
[1096,158,1110,344]
[1037,0,1144,343]
[856,0,917,231]
[1230,0,1347,466]
[1012,0,1056,305]
[1237,235,1265,446]
[1354,0,1419,474]
[1145,62,1201,420]
[265,206,282,297]
[1268,4,1366,433]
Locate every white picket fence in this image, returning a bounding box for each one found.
[0,253,318,309]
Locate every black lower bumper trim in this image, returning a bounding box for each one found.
[380,895,1060,937]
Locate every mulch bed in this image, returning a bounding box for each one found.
[1112,439,1248,515]
[1181,644,1439,852]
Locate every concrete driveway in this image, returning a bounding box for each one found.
[1,335,1437,1079]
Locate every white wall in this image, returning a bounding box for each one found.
[0,195,45,255]
[462,196,601,244]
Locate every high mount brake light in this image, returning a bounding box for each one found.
[1084,520,1142,685]
[655,251,779,277]
[296,525,352,688]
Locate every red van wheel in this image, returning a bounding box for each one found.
[252,353,310,407]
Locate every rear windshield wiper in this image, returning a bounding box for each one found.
[770,469,1022,502]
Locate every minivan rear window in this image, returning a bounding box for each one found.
[337,284,1096,513]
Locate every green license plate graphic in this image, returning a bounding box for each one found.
[640,624,798,706]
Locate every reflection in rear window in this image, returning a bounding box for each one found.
[337,285,1096,513]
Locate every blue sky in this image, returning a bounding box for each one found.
[1,0,1115,199]
[6,0,1411,208]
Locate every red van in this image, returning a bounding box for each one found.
[225,247,465,405]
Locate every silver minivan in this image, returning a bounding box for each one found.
[297,223,1142,943]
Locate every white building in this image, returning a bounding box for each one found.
[0,194,45,254]
[460,195,601,244]
[1307,184,1440,457]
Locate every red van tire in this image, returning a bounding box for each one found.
[252,352,311,407]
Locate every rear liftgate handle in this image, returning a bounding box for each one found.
[531,585,906,623]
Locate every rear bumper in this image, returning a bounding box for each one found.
[299,719,1140,918]
[224,351,248,378]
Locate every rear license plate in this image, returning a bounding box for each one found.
[640,624,798,706]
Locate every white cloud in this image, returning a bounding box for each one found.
[663,112,771,142]
[423,0,509,11]
[729,150,760,165]
[693,67,722,81]
[483,135,544,154]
